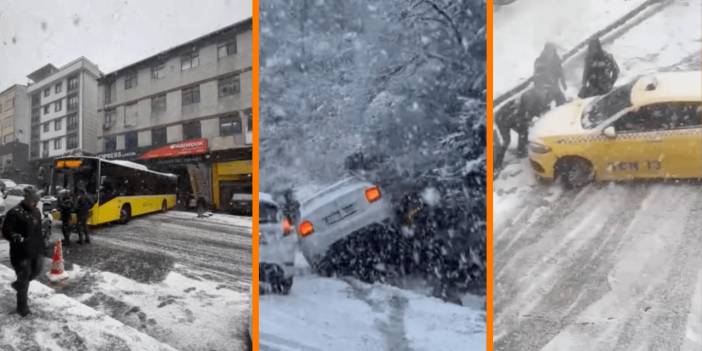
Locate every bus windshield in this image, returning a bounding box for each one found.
[50,158,99,195]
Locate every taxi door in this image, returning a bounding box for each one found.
[609,103,702,178]
[600,108,665,179]
[656,102,702,178]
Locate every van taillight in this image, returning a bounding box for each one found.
[282,217,292,236]
[365,186,381,203]
[298,220,314,237]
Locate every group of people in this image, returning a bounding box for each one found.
[495,37,620,166]
[58,186,94,246]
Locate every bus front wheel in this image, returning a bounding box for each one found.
[119,205,131,225]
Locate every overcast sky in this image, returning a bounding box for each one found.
[0,0,251,91]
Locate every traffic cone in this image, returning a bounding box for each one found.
[46,240,69,283]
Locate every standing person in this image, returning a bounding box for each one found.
[75,187,94,245]
[58,188,74,246]
[2,186,44,317]
[281,189,300,225]
[533,42,567,106]
[579,37,619,98]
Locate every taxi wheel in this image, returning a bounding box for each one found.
[558,157,594,189]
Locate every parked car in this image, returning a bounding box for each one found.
[296,177,396,281]
[0,179,17,194]
[259,192,296,294]
[230,193,253,215]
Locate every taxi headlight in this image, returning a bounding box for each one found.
[529,142,551,154]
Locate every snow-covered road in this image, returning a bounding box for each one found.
[260,275,485,351]
[0,210,252,351]
[494,0,702,349]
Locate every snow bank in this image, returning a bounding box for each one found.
[0,264,176,351]
[165,210,252,228]
[260,275,485,350]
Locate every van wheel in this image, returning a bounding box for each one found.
[119,205,131,224]
[557,157,594,189]
[161,200,167,212]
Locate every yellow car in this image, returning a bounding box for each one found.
[528,71,702,188]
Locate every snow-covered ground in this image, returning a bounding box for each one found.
[494,0,702,350]
[0,210,252,350]
[0,265,176,350]
[260,275,485,351]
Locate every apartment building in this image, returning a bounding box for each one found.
[0,84,30,181]
[26,57,101,182]
[97,19,252,210]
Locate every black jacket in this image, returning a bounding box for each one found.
[2,202,44,263]
[75,193,94,217]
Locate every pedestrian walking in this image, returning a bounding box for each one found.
[75,187,94,245]
[2,186,44,317]
[58,188,74,246]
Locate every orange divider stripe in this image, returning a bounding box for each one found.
[251,0,261,349]
[486,1,494,350]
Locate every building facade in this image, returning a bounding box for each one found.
[0,84,30,182]
[26,57,102,184]
[97,19,252,211]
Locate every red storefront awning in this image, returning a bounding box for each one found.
[139,138,208,160]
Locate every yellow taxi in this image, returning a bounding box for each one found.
[528,71,702,188]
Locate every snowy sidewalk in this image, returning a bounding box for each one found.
[0,264,176,351]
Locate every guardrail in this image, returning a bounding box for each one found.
[493,0,672,110]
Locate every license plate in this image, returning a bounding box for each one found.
[324,203,357,225]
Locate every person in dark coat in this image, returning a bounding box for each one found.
[281,189,300,225]
[533,42,567,106]
[75,187,93,244]
[579,37,619,98]
[2,186,44,317]
[57,188,74,246]
[495,86,549,159]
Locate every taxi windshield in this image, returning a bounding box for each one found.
[582,81,635,128]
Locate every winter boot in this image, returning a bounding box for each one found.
[16,286,30,317]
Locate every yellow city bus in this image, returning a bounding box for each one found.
[50,156,177,225]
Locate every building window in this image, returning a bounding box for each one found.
[55,82,62,94]
[104,136,116,152]
[218,40,237,58]
[125,71,138,89]
[54,99,62,112]
[31,94,40,107]
[43,88,50,97]
[42,141,49,157]
[125,131,138,149]
[53,138,62,150]
[182,120,201,140]
[181,85,200,105]
[219,114,242,136]
[31,126,40,140]
[104,83,112,104]
[67,113,78,131]
[68,76,79,91]
[31,109,40,124]
[151,94,167,113]
[218,74,240,97]
[151,127,167,146]
[67,133,78,149]
[54,118,62,131]
[180,50,199,70]
[31,142,39,158]
[43,105,50,114]
[244,108,252,131]
[124,103,138,126]
[151,63,165,79]
[43,123,49,132]
[67,95,78,111]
